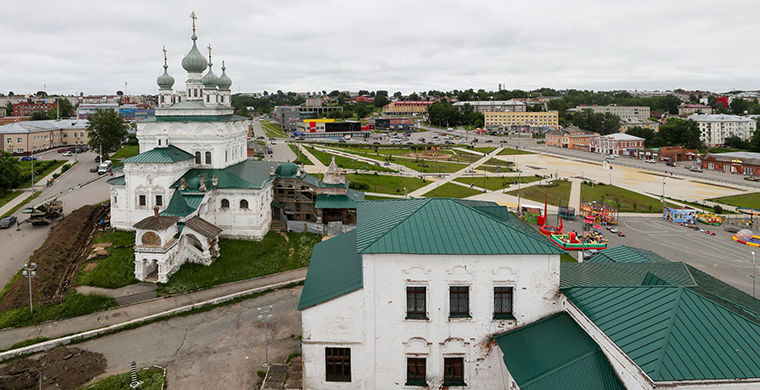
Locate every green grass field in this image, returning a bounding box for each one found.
[581,183,663,213]
[81,367,165,390]
[709,192,760,210]
[0,291,117,329]
[156,232,321,295]
[498,148,533,155]
[18,160,66,187]
[261,121,286,138]
[454,175,542,190]
[110,144,140,167]
[347,173,429,194]
[0,191,41,219]
[394,158,468,174]
[507,180,571,206]
[0,190,22,209]
[76,230,138,289]
[473,147,497,154]
[288,144,314,165]
[423,182,482,198]
[305,146,395,172]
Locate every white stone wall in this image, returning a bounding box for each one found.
[200,185,273,240]
[301,253,561,389]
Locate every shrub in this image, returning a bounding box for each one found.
[714,205,723,214]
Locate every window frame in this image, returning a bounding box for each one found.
[449,286,470,318]
[220,199,230,209]
[406,357,427,387]
[240,199,249,209]
[195,151,201,164]
[443,357,466,386]
[205,151,211,164]
[155,195,163,207]
[138,194,146,207]
[406,286,427,320]
[325,347,351,382]
[493,286,515,320]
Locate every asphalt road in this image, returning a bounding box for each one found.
[0,150,110,288]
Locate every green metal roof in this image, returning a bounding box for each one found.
[303,174,346,189]
[123,145,194,164]
[588,246,671,263]
[314,194,356,209]
[160,192,205,217]
[355,198,564,255]
[171,160,281,191]
[560,262,696,289]
[106,175,125,186]
[495,312,624,390]
[298,229,362,310]
[563,285,760,382]
[686,264,760,323]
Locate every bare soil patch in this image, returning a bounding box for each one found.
[0,346,106,390]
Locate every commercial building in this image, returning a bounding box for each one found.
[369,117,415,131]
[12,100,57,116]
[382,101,434,115]
[453,100,526,113]
[545,127,598,150]
[701,151,760,176]
[572,105,650,120]
[484,111,559,130]
[589,132,644,156]
[619,118,660,133]
[76,103,154,122]
[0,119,90,154]
[274,105,343,132]
[294,119,367,139]
[678,104,712,116]
[688,114,757,146]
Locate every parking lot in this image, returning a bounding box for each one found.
[561,215,758,294]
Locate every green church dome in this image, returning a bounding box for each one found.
[181,33,208,74]
[275,162,299,178]
[157,68,175,89]
[217,61,232,91]
[187,176,201,190]
[201,62,218,88]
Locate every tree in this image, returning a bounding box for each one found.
[53,98,74,118]
[626,126,656,146]
[724,135,750,150]
[0,150,22,192]
[408,93,420,101]
[87,109,129,159]
[393,91,402,99]
[328,90,340,98]
[116,90,124,96]
[8,91,14,97]
[35,91,47,97]
[374,94,390,108]
[658,118,703,149]
[570,110,621,135]
[31,111,50,120]
[4,103,12,116]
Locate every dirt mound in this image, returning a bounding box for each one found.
[0,204,107,311]
[0,346,106,390]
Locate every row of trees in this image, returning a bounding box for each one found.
[427,102,484,128]
[568,110,621,135]
[626,118,703,149]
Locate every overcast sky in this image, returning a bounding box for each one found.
[3,0,760,96]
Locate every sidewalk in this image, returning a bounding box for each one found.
[408,147,503,197]
[0,161,75,216]
[0,268,307,351]
[296,144,326,170]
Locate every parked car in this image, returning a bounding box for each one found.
[745,176,759,182]
[689,166,703,172]
[90,165,99,173]
[666,161,676,167]
[20,156,37,161]
[57,147,72,153]
[610,227,619,233]
[95,155,101,163]
[617,231,625,237]
[485,139,493,143]
[256,136,265,140]
[0,216,17,229]
[62,151,72,157]
[645,159,656,163]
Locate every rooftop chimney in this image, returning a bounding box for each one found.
[153,206,159,217]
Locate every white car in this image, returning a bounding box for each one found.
[645,159,656,163]
[62,151,72,157]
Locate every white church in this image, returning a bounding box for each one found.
[108,14,361,283]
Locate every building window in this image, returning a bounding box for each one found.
[406,286,427,319]
[113,196,117,205]
[325,347,351,382]
[443,357,465,386]
[205,151,211,164]
[449,286,470,318]
[158,139,162,146]
[221,199,230,209]
[240,199,248,209]
[494,287,514,319]
[17,138,22,143]
[138,195,146,207]
[406,357,427,386]
[155,195,163,207]
[195,152,201,164]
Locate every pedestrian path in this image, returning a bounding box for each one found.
[568,178,581,212]
[296,144,326,170]
[0,268,307,351]
[408,147,503,197]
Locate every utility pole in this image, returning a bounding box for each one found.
[258,306,273,366]
[753,251,757,298]
[23,262,37,313]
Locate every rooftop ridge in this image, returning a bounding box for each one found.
[356,198,431,253]
[652,287,686,379]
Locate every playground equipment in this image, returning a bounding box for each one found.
[663,206,696,224]
[537,195,563,236]
[550,230,608,251]
[732,229,760,247]
[580,201,618,225]
[737,207,760,216]
[696,212,722,226]
[558,206,576,220]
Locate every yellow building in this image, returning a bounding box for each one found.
[619,118,660,133]
[484,111,559,129]
[382,101,434,115]
[0,119,90,154]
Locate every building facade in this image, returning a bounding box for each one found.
[453,100,526,113]
[545,128,599,150]
[12,101,57,116]
[484,111,559,130]
[620,118,660,133]
[382,101,434,115]
[589,133,644,156]
[0,119,90,154]
[701,151,760,175]
[678,104,712,116]
[688,114,757,146]
[572,105,650,120]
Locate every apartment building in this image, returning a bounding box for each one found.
[620,118,660,133]
[453,100,526,113]
[382,101,434,115]
[0,119,90,154]
[484,111,559,130]
[688,114,757,146]
[572,105,650,120]
[545,128,599,150]
[678,104,712,116]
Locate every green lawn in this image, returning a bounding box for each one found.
[347,173,428,195]
[0,191,41,219]
[454,175,542,191]
[76,230,138,289]
[110,144,140,167]
[478,158,515,173]
[81,366,165,390]
[709,193,760,210]
[394,158,468,174]
[581,183,663,213]
[304,146,395,172]
[507,180,571,206]
[18,160,66,187]
[156,232,321,295]
[288,144,314,165]
[0,190,22,209]
[473,147,497,154]
[262,121,287,138]
[665,197,735,214]
[498,148,533,155]
[423,182,482,198]
[0,291,117,329]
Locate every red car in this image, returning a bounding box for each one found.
[57,147,72,153]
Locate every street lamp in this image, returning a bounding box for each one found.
[752,251,757,298]
[257,305,273,366]
[22,262,37,313]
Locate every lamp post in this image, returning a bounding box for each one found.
[257,305,273,366]
[753,251,757,298]
[23,262,37,313]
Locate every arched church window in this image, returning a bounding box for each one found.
[240,199,248,209]
[195,152,201,164]
[205,151,211,164]
[221,199,230,209]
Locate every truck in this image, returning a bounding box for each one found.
[20,200,64,226]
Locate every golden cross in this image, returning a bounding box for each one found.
[190,11,197,32]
